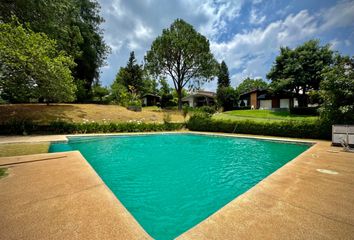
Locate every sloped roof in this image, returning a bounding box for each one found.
[182,90,216,101]
[141,94,161,99]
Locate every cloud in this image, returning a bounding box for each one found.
[318,0,354,31]
[249,9,266,25]
[210,9,320,86]
[98,0,244,86]
[209,0,354,88]
[97,0,354,91]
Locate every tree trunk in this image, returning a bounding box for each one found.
[297,94,308,107]
[177,88,183,110]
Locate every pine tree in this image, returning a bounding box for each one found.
[217,61,231,89]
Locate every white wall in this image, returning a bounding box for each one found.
[280,99,289,108]
[260,100,272,109]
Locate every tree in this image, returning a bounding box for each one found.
[115,51,144,94]
[159,78,171,96]
[110,81,129,106]
[0,0,109,102]
[217,61,231,89]
[267,40,333,107]
[92,83,109,102]
[236,77,268,94]
[159,78,174,108]
[145,19,218,110]
[0,21,76,103]
[320,54,354,124]
[217,87,238,111]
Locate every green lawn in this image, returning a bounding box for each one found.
[0,142,49,157]
[213,109,318,122]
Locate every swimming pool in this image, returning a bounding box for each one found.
[49,133,310,239]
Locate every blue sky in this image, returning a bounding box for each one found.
[97,0,354,91]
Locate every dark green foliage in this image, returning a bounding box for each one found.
[0,121,185,135]
[0,0,109,102]
[111,52,151,106]
[236,78,268,94]
[187,114,331,140]
[118,51,144,93]
[145,19,218,110]
[0,21,76,103]
[290,107,319,116]
[217,61,230,88]
[160,94,175,108]
[0,168,7,178]
[91,84,110,103]
[216,87,238,111]
[157,78,173,108]
[267,40,333,107]
[320,55,354,124]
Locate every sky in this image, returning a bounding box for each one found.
[97,0,354,91]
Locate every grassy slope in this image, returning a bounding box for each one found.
[213,110,318,122]
[0,104,185,124]
[0,142,50,157]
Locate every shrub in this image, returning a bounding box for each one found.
[187,114,331,139]
[0,121,185,135]
[290,107,319,116]
[216,86,238,111]
[197,105,217,115]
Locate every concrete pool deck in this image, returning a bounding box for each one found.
[0,132,353,239]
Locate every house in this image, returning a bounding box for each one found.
[182,90,216,107]
[239,89,298,110]
[142,94,161,106]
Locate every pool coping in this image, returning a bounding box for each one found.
[1,132,353,239]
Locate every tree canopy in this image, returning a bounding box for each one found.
[115,51,144,93]
[145,19,218,109]
[0,21,76,103]
[217,61,231,89]
[320,54,354,124]
[236,77,268,94]
[0,0,109,102]
[267,39,333,106]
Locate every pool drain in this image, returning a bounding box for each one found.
[316,169,338,175]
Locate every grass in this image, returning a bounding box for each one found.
[0,104,185,124]
[0,168,7,178]
[213,109,318,122]
[0,142,49,157]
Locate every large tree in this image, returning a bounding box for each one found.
[320,54,354,124]
[236,77,268,94]
[267,40,333,107]
[217,61,231,89]
[0,0,109,102]
[145,19,218,110]
[0,21,76,103]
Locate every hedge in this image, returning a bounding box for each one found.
[290,107,319,116]
[0,120,185,135]
[187,115,331,140]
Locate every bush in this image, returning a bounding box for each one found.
[197,105,217,115]
[290,107,319,116]
[160,94,176,108]
[234,106,251,110]
[216,87,238,111]
[0,121,185,135]
[187,114,331,139]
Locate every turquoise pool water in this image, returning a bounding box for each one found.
[49,134,309,239]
